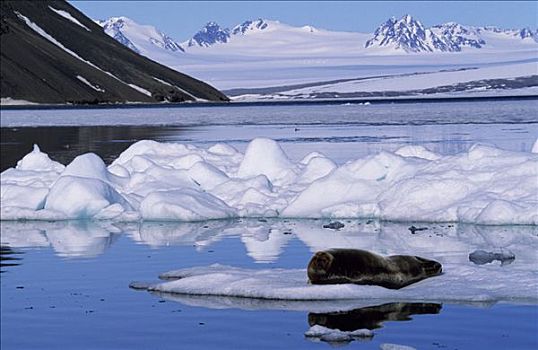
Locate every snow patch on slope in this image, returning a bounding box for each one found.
[48,6,90,31]
[76,75,105,92]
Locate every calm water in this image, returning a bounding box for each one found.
[1,100,537,349]
[1,100,537,170]
[1,220,537,349]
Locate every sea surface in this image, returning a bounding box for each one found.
[1,99,537,349]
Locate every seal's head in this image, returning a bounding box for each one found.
[308,251,335,284]
[414,256,442,276]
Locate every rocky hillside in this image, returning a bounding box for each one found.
[0,0,228,104]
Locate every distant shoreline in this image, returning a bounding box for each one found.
[1,94,537,111]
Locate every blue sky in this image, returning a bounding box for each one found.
[71,1,538,40]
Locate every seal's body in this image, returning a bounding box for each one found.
[307,249,442,289]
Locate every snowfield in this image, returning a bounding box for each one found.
[1,138,537,225]
[94,16,538,95]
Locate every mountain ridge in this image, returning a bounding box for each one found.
[0,0,228,104]
[99,14,538,56]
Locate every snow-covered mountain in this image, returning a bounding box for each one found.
[431,22,485,50]
[365,15,537,53]
[1,1,228,105]
[365,15,447,52]
[365,15,486,52]
[232,19,269,35]
[180,18,364,57]
[185,21,231,47]
[97,17,184,55]
[98,15,537,57]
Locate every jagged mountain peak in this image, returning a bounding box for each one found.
[98,17,140,53]
[365,15,498,52]
[232,18,270,35]
[365,14,436,53]
[187,21,230,47]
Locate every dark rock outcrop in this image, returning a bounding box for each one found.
[0,0,228,104]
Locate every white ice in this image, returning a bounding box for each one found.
[304,325,373,343]
[1,138,537,224]
[140,256,538,303]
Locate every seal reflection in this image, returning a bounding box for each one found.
[0,246,23,273]
[308,302,442,332]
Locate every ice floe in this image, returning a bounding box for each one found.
[133,258,538,303]
[1,138,537,224]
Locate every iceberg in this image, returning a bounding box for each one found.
[1,138,537,224]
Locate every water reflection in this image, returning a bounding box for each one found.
[0,246,23,272]
[0,126,189,171]
[1,219,537,265]
[0,221,119,258]
[308,302,442,332]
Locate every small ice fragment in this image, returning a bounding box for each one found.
[129,281,153,290]
[469,250,515,266]
[380,343,417,350]
[305,325,373,343]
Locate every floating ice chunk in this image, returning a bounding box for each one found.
[139,261,538,302]
[1,184,48,210]
[170,154,204,170]
[305,325,373,343]
[380,344,417,350]
[208,143,239,156]
[469,249,515,265]
[475,200,537,225]
[108,164,130,178]
[2,139,537,224]
[379,178,473,222]
[211,175,273,205]
[394,145,441,160]
[61,153,113,183]
[237,138,296,184]
[111,140,190,169]
[16,144,64,172]
[283,170,380,218]
[297,156,336,183]
[44,176,131,218]
[187,161,229,190]
[139,188,236,221]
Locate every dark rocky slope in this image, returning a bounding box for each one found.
[0,0,228,104]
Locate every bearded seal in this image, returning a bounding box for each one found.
[307,249,442,289]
